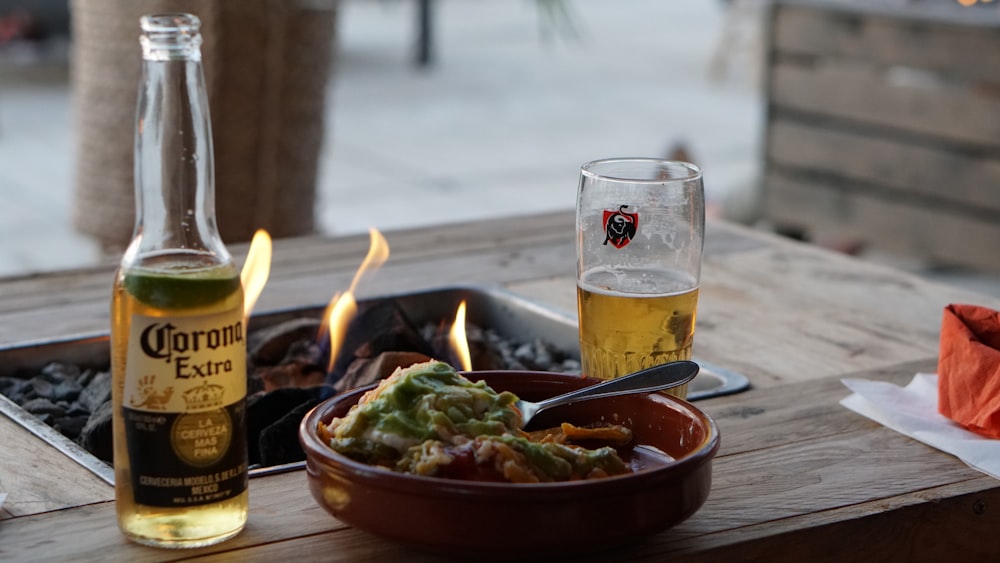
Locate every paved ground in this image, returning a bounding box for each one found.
[2,0,999,298]
[318,0,764,235]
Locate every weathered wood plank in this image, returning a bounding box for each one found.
[182,529,443,562]
[0,471,345,563]
[763,169,1000,270]
[773,0,1000,28]
[0,212,579,344]
[0,413,111,519]
[638,477,1000,562]
[773,4,1000,82]
[0,211,577,313]
[704,359,934,457]
[769,60,1000,149]
[0,245,577,345]
[767,117,1000,213]
[677,427,982,536]
[698,220,996,383]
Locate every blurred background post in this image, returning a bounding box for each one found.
[70,0,337,251]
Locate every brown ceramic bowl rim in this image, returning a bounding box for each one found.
[299,370,720,495]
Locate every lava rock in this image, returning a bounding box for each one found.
[79,400,114,463]
[78,371,112,413]
[328,300,434,382]
[42,361,81,381]
[335,351,432,394]
[54,415,88,440]
[248,317,323,366]
[76,368,97,388]
[247,386,333,466]
[258,396,325,467]
[254,361,327,394]
[0,376,26,399]
[22,397,66,417]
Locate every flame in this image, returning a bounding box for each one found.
[323,291,357,374]
[448,300,472,371]
[323,228,391,373]
[240,229,272,323]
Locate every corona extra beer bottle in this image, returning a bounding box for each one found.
[110,13,248,548]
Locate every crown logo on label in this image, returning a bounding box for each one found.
[182,382,225,410]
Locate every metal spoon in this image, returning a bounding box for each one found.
[514,360,700,428]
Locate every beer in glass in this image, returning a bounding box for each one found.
[576,158,705,398]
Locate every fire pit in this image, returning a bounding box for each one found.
[0,286,748,484]
[0,287,576,482]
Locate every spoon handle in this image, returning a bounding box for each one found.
[537,360,700,410]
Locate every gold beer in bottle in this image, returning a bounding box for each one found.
[110,13,248,548]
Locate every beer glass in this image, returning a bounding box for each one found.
[576,158,705,398]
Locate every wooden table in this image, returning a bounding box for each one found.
[3,211,1000,561]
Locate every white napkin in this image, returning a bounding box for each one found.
[0,492,6,511]
[841,373,1000,480]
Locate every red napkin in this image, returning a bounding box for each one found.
[938,304,1000,439]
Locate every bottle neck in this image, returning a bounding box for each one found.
[127,16,229,267]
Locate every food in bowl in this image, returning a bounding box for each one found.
[317,360,632,482]
[300,369,720,555]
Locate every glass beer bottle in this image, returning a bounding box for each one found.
[110,13,248,548]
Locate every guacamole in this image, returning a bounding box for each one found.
[324,361,521,465]
[322,361,631,483]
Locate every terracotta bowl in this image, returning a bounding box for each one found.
[298,370,720,556]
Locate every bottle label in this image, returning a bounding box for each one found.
[123,308,248,507]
